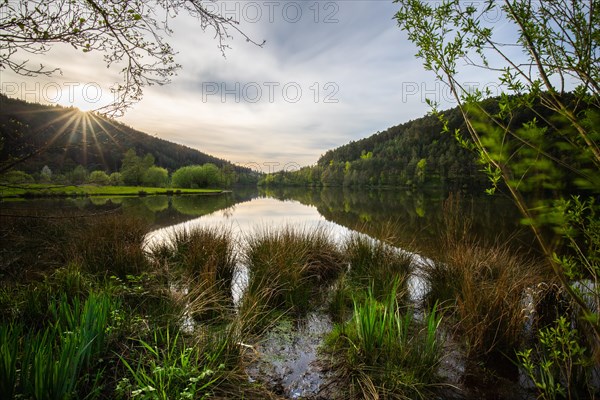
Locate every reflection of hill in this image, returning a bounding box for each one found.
[261,187,533,259]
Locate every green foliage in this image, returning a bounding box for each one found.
[0,170,34,183]
[395,0,600,344]
[171,163,229,188]
[121,149,155,186]
[259,106,483,188]
[67,165,89,184]
[0,293,118,399]
[87,170,111,185]
[116,328,226,400]
[326,281,443,399]
[517,316,593,399]
[0,95,254,177]
[345,233,413,301]
[40,165,52,182]
[109,171,124,185]
[142,166,169,187]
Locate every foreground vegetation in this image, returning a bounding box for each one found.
[1,197,597,399]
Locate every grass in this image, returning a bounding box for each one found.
[116,327,226,400]
[0,215,277,399]
[325,279,444,399]
[421,226,549,379]
[69,214,150,278]
[418,194,551,365]
[343,232,413,309]
[242,225,345,317]
[4,191,587,399]
[0,183,222,198]
[0,293,118,399]
[149,226,237,322]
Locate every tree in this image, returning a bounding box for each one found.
[142,166,169,188]
[0,170,34,183]
[109,172,123,186]
[68,165,89,184]
[395,0,600,339]
[171,164,223,188]
[415,158,427,184]
[1,0,264,116]
[88,170,110,185]
[120,149,155,186]
[40,165,52,182]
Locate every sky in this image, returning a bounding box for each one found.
[0,1,506,172]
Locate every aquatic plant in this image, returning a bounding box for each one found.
[243,225,345,315]
[326,279,444,399]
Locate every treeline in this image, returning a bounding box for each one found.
[1,149,257,188]
[259,105,484,188]
[0,94,254,178]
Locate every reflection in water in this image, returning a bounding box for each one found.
[4,188,536,399]
[260,186,534,260]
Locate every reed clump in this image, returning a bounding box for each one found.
[423,194,550,364]
[243,225,345,316]
[325,280,444,399]
[345,232,413,303]
[149,226,237,322]
[69,214,150,278]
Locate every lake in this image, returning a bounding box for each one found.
[2,186,532,260]
[1,186,538,399]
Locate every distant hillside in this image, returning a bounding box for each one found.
[0,95,251,175]
[260,104,487,188]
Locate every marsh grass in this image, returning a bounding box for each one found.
[0,292,118,399]
[70,214,149,278]
[326,280,444,399]
[149,226,237,322]
[417,194,551,366]
[345,233,413,303]
[0,214,72,279]
[243,225,345,315]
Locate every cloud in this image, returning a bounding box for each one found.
[2,0,445,168]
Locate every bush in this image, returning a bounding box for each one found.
[0,170,35,184]
[171,164,222,188]
[88,170,111,185]
[109,172,124,185]
[142,166,169,187]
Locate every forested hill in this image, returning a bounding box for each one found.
[260,104,486,187]
[0,95,250,174]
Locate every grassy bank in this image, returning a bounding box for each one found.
[0,184,222,198]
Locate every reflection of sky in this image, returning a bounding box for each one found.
[145,197,352,248]
[145,196,429,304]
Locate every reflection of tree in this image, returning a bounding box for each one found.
[142,196,169,213]
[171,194,235,216]
[263,186,529,259]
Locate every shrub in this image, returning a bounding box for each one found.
[87,170,111,185]
[0,170,35,184]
